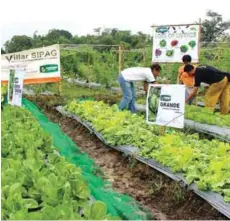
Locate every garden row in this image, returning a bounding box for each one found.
[65,100,230,204]
[1,105,121,220]
[22,81,230,143]
[57,78,230,129]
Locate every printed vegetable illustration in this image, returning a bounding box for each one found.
[171,40,178,47]
[188,40,196,48]
[155,49,162,56]
[159,40,166,47]
[166,50,174,57]
[148,93,159,114]
[180,45,188,53]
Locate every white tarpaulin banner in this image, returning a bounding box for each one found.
[8,69,25,107]
[1,44,61,84]
[146,84,185,129]
[152,24,200,63]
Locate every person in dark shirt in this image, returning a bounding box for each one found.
[184,64,230,114]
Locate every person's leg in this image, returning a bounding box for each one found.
[205,78,226,112]
[219,78,229,114]
[118,74,132,111]
[129,82,136,113]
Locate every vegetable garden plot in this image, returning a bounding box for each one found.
[55,100,230,218]
[1,106,120,220]
[20,99,153,220]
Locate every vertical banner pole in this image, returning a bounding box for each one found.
[195,21,202,106]
[198,20,202,63]
[165,62,170,84]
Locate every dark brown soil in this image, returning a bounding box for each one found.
[26,95,228,220]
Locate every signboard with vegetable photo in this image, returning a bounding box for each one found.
[152,24,200,63]
[146,84,185,129]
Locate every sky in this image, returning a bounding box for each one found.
[0,0,229,47]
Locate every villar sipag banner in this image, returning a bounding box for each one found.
[146,84,185,129]
[1,44,61,85]
[152,24,200,63]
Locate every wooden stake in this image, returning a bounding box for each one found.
[88,52,91,83]
[57,81,62,95]
[118,45,122,73]
[159,126,166,136]
[142,49,146,64]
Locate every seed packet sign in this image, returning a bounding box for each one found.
[152,24,200,63]
[8,69,25,107]
[146,84,185,129]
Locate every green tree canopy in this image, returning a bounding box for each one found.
[4,35,33,53]
[201,10,230,42]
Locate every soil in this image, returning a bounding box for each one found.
[26,95,228,220]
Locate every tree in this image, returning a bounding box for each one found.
[1,48,6,54]
[31,31,44,48]
[100,35,114,45]
[4,35,33,53]
[93,27,102,36]
[201,10,230,42]
[45,29,73,44]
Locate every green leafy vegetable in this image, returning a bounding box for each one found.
[1,105,119,220]
[66,100,230,202]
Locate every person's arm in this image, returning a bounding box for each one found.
[179,73,184,84]
[143,81,155,93]
[185,87,199,103]
[177,67,183,84]
[144,70,156,93]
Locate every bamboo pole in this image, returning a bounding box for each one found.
[88,52,91,83]
[57,81,62,95]
[142,49,146,64]
[118,45,122,73]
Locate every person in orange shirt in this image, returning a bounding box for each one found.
[177,55,195,105]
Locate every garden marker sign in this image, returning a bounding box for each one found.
[1,44,61,85]
[8,69,25,107]
[146,84,185,129]
[152,24,200,63]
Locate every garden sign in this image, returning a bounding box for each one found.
[152,24,200,63]
[1,44,61,85]
[146,84,185,129]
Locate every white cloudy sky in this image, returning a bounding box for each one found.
[0,0,229,47]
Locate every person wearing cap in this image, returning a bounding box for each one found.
[177,55,195,105]
[118,63,161,113]
[184,64,230,114]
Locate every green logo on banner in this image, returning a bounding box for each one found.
[40,64,58,73]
